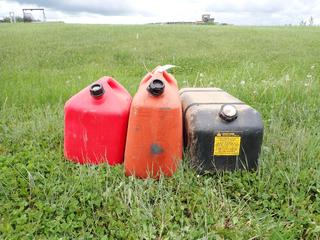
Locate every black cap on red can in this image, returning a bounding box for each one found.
[90,83,105,98]
[147,79,165,96]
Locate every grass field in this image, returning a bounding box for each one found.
[0,23,320,239]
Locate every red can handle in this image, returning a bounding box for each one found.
[105,77,128,93]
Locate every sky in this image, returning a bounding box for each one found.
[0,0,319,25]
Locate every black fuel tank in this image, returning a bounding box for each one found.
[180,88,263,173]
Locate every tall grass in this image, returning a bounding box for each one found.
[0,23,319,239]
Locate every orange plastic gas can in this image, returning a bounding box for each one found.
[124,68,182,178]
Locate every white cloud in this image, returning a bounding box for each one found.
[0,0,319,25]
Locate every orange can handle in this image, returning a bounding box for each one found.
[163,71,178,87]
[140,66,178,88]
[139,73,152,85]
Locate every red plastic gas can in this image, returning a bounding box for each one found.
[64,76,132,165]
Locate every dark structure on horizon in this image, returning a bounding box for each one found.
[201,14,215,23]
[152,14,218,25]
[22,8,46,22]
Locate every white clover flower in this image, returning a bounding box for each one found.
[285,74,290,82]
[311,65,315,70]
[307,74,312,79]
[199,73,204,77]
[240,80,245,85]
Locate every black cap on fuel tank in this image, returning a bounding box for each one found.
[90,83,105,98]
[219,104,238,122]
[147,79,165,96]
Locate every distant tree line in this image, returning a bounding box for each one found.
[0,16,24,23]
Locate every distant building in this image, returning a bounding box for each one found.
[202,14,214,23]
[22,8,46,22]
[150,14,216,25]
[23,12,34,22]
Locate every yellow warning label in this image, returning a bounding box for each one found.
[213,133,241,156]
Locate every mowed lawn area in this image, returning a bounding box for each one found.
[0,23,319,239]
